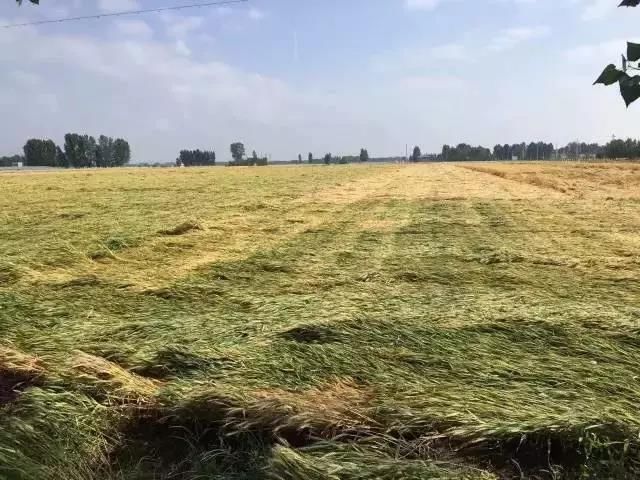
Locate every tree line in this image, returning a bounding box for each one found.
[176,150,216,167]
[406,138,640,162]
[175,143,270,167]
[2,135,131,168]
[301,149,369,165]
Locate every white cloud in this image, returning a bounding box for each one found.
[175,39,191,57]
[405,0,443,10]
[581,0,613,21]
[566,39,625,65]
[374,23,548,75]
[400,75,466,90]
[248,8,265,20]
[404,0,545,12]
[113,19,153,39]
[8,69,40,87]
[161,14,205,38]
[488,26,550,51]
[430,43,466,60]
[372,42,466,73]
[97,0,140,14]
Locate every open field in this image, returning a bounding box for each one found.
[2,162,640,479]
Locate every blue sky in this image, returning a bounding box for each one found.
[0,0,639,162]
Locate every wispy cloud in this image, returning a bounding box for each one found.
[488,26,550,52]
[248,8,265,20]
[113,19,153,40]
[404,0,445,10]
[581,0,613,21]
[372,42,466,73]
[400,74,466,90]
[97,0,140,14]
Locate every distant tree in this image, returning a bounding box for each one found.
[230,142,245,163]
[0,154,24,167]
[96,135,114,168]
[87,136,98,167]
[601,138,640,159]
[23,139,56,166]
[440,143,491,162]
[323,153,332,165]
[248,150,258,166]
[55,146,68,168]
[411,146,421,162]
[177,149,215,167]
[113,138,131,166]
[359,148,369,162]
[64,133,99,168]
[441,145,451,161]
[526,142,537,160]
[298,154,302,164]
[64,134,80,168]
[308,152,313,164]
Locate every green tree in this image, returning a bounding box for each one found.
[594,2,640,106]
[411,146,421,162]
[308,152,313,164]
[55,146,68,168]
[23,139,56,166]
[177,149,215,167]
[323,153,331,165]
[63,134,99,168]
[250,150,259,166]
[230,142,245,163]
[359,148,369,162]
[298,154,302,164]
[96,135,114,168]
[64,134,82,168]
[113,139,131,166]
[0,155,23,167]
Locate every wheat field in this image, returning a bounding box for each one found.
[2,162,640,479]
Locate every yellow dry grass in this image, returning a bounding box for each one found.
[3,162,640,292]
[4,162,640,478]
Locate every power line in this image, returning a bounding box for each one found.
[2,0,248,29]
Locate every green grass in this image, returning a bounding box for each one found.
[2,163,640,479]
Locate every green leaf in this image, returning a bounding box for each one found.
[619,0,640,6]
[628,43,640,62]
[619,75,640,106]
[594,64,625,85]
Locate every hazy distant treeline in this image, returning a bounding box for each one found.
[419,139,639,162]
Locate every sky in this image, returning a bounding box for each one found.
[0,0,639,162]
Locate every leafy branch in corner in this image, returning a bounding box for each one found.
[594,1,640,106]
